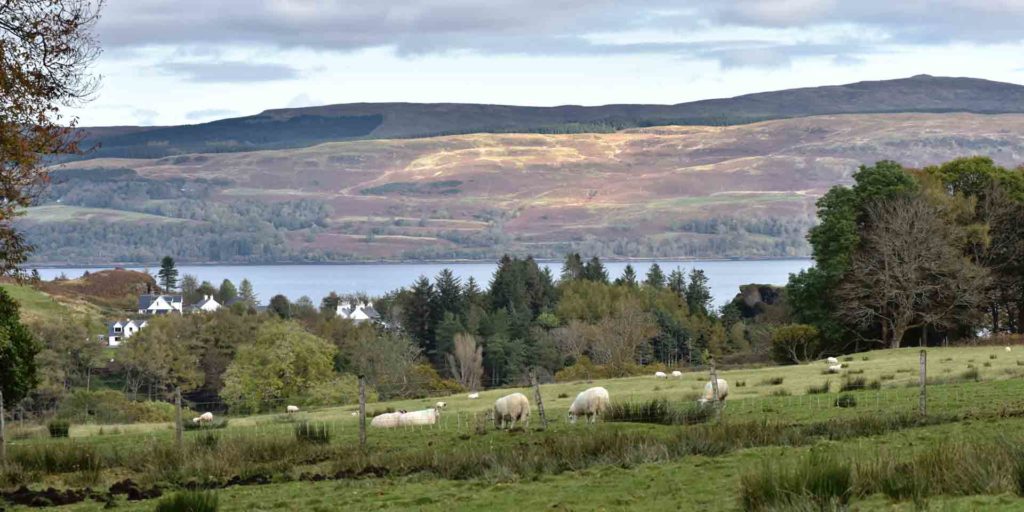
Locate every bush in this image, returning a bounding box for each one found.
[154,490,219,512]
[294,421,331,444]
[961,367,981,382]
[840,377,867,392]
[760,376,784,386]
[835,395,857,408]
[735,380,746,387]
[57,389,179,424]
[770,324,821,364]
[807,381,831,395]
[48,420,70,438]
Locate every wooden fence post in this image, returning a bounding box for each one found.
[919,350,927,416]
[174,387,183,450]
[358,375,367,451]
[709,358,721,419]
[1,390,6,463]
[531,371,547,430]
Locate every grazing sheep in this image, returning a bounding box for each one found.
[826,357,840,365]
[434,401,447,409]
[468,392,480,399]
[191,411,214,424]
[671,370,683,378]
[370,412,402,428]
[827,364,843,374]
[568,387,610,424]
[1007,346,1013,353]
[493,393,531,429]
[398,408,441,427]
[286,405,299,413]
[654,371,667,379]
[350,412,359,417]
[698,379,729,407]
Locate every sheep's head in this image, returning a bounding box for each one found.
[192,417,200,423]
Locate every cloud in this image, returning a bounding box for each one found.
[96,1,1024,58]
[185,108,239,121]
[157,61,301,83]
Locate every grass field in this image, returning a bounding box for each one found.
[0,283,105,326]
[22,205,190,224]
[6,345,1024,510]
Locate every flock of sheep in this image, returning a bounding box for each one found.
[366,386,614,429]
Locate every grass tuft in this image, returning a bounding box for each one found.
[760,376,784,386]
[807,381,831,395]
[154,490,219,512]
[294,421,331,444]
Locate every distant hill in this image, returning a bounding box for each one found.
[75,75,1024,159]
[32,112,1024,265]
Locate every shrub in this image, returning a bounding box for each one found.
[835,395,857,408]
[48,420,70,438]
[154,490,219,512]
[294,421,331,444]
[57,389,178,424]
[840,377,867,392]
[991,354,998,360]
[770,324,822,364]
[807,381,831,394]
[760,376,784,386]
[735,380,746,387]
[557,393,569,399]
[842,356,854,362]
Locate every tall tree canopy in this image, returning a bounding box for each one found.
[1,0,103,276]
[0,287,38,403]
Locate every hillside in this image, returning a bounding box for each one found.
[74,75,1024,159]
[27,112,1024,265]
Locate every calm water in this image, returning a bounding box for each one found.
[35,259,811,307]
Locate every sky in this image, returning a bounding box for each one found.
[75,0,1024,126]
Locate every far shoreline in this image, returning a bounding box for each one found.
[25,256,813,270]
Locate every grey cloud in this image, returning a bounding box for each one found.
[96,1,1024,65]
[158,61,301,83]
[185,109,239,121]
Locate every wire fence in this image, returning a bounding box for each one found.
[4,354,1024,448]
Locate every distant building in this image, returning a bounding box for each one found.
[137,294,184,315]
[107,318,148,347]
[191,295,222,313]
[336,300,382,324]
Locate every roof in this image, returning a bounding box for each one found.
[194,296,220,309]
[361,306,381,319]
[138,294,182,310]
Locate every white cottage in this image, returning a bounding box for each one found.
[137,294,184,315]
[336,300,381,324]
[191,295,221,313]
[107,318,148,347]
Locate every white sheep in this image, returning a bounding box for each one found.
[1006,346,1013,353]
[827,364,843,374]
[468,392,480,399]
[654,371,667,379]
[698,379,729,407]
[398,408,441,427]
[826,357,839,365]
[350,412,359,417]
[191,411,214,424]
[671,370,683,378]
[286,405,299,413]
[370,411,402,428]
[493,393,531,429]
[568,386,610,424]
[434,401,448,409]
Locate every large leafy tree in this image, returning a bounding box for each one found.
[787,161,918,350]
[220,321,340,412]
[1,0,102,276]
[0,287,39,403]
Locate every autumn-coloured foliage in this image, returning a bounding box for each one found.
[0,0,103,276]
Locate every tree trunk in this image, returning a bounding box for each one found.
[891,323,905,350]
[921,324,928,348]
[992,303,1000,333]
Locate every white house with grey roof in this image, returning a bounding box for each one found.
[107,318,148,347]
[336,300,381,323]
[137,294,183,315]
[191,295,221,313]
